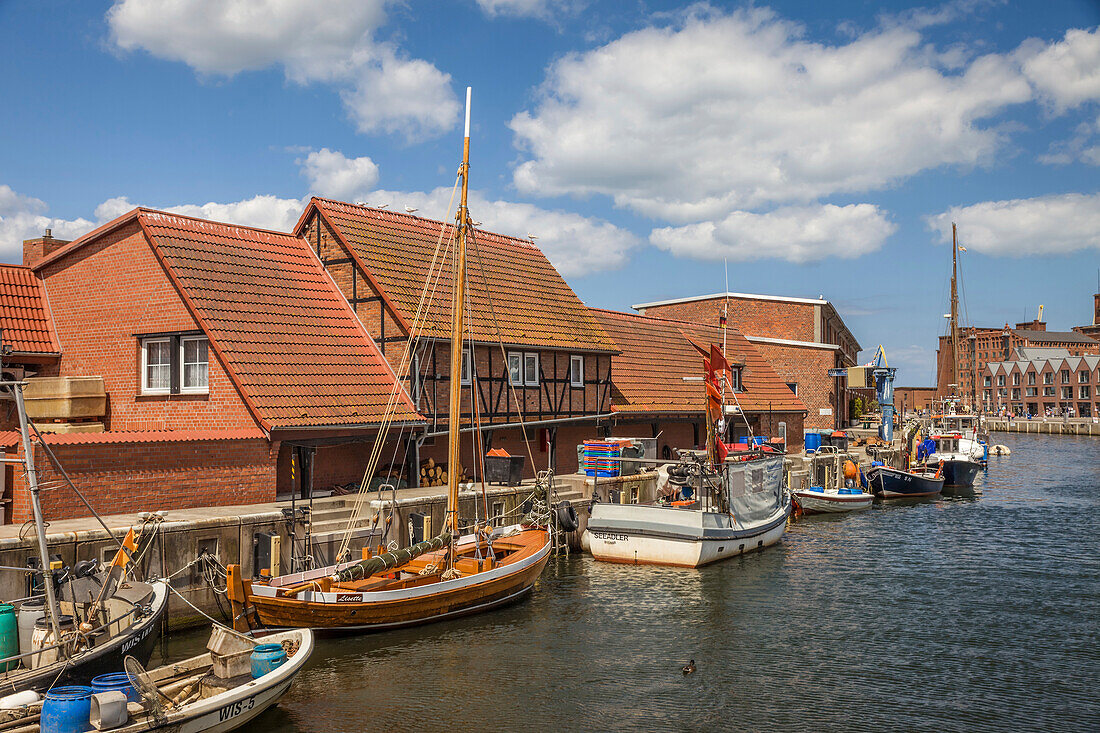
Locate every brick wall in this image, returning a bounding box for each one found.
[12,438,276,523]
[640,297,817,342]
[38,221,258,432]
[748,341,838,429]
[895,387,937,412]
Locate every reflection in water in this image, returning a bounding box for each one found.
[162,434,1098,732]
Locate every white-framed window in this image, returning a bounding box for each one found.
[570,355,584,387]
[460,348,472,386]
[507,352,523,386]
[523,352,539,386]
[785,382,797,395]
[142,338,171,394]
[730,368,742,392]
[141,334,209,395]
[181,336,209,393]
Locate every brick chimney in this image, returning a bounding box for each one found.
[1014,318,1046,332]
[23,229,71,268]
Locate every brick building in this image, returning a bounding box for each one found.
[632,292,861,430]
[1072,293,1100,340]
[936,316,1099,409]
[893,386,938,414]
[3,208,422,522]
[984,348,1100,417]
[292,198,618,478]
[590,309,806,452]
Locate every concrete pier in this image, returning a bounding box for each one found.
[985,418,1100,436]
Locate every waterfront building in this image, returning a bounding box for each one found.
[983,347,1100,417]
[936,315,1100,408]
[893,386,938,414]
[6,209,422,521]
[631,292,861,430]
[589,308,807,452]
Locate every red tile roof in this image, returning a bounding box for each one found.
[135,210,423,430]
[301,198,616,353]
[36,428,266,445]
[590,308,806,415]
[0,265,60,355]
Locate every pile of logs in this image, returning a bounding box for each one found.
[419,458,469,487]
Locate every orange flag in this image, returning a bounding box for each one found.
[111,528,137,568]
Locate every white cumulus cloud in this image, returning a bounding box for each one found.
[1023,27,1100,113]
[650,203,896,263]
[476,0,581,20]
[926,192,1100,256]
[107,0,459,139]
[300,149,380,201]
[509,7,1040,221]
[0,185,95,262]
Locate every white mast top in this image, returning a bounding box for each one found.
[464,87,472,138]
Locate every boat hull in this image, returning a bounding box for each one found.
[793,490,874,514]
[234,529,551,632]
[585,497,791,568]
[868,467,944,498]
[937,458,982,488]
[1,580,168,692]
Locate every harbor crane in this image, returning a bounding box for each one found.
[869,345,897,443]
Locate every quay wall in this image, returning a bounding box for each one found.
[986,419,1100,436]
[0,484,537,631]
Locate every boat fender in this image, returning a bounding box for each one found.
[0,690,38,709]
[934,461,943,479]
[555,502,580,533]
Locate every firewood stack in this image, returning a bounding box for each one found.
[419,458,469,487]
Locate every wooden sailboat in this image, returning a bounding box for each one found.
[226,88,552,632]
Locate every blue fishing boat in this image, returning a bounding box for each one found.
[866,465,944,498]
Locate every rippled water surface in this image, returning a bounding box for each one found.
[169,434,1099,731]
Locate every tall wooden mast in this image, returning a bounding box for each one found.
[445,87,472,536]
[950,222,960,400]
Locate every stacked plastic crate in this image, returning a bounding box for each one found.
[582,439,630,477]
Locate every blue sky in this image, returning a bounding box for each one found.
[2,0,1099,386]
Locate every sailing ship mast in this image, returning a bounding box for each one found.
[445,87,473,539]
[950,222,960,406]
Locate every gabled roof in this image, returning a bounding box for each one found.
[1014,347,1071,361]
[589,308,805,415]
[1016,329,1098,345]
[42,207,423,431]
[300,198,616,353]
[0,265,60,355]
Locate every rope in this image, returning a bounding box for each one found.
[335,174,463,561]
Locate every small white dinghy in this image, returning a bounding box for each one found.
[792,486,874,514]
[2,626,312,733]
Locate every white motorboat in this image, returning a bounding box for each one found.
[792,486,874,514]
[3,626,313,733]
[585,453,790,568]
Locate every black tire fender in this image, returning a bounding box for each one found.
[555,501,580,533]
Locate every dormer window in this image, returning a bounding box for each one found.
[140,332,208,395]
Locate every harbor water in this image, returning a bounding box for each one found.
[163,433,1098,731]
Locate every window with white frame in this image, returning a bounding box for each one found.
[507,352,523,386]
[181,336,208,392]
[785,382,797,395]
[570,355,584,387]
[142,338,171,394]
[730,367,742,392]
[141,334,209,395]
[460,348,472,386]
[523,353,539,386]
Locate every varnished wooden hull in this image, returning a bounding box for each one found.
[230,528,551,632]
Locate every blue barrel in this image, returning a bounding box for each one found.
[804,433,822,452]
[42,686,92,733]
[0,604,17,672]
[91,673,139,704]
[250,643,287,678]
